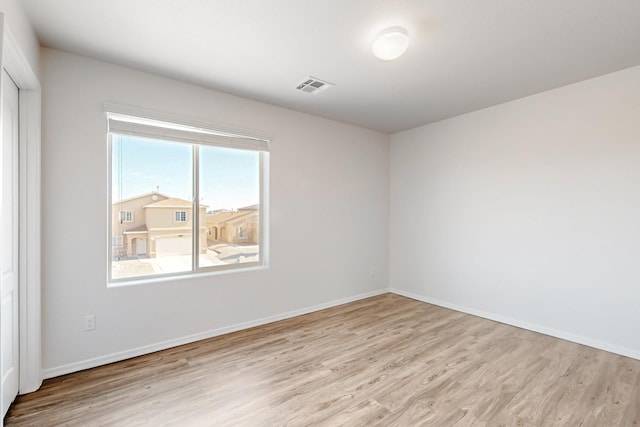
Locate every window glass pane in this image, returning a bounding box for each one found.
[111,135,193,280]
[108,111,267,283]
[199,146,260,268]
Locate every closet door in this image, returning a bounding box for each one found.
[1,67,20,418]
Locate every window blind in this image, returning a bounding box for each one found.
[105,104,269,152]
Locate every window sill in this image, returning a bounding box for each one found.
[107,263,268,288]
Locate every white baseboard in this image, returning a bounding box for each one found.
[45,286,637,380]
[390,287,640,361]
[42,288,389,379]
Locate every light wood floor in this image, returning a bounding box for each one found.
[5,293,640,426]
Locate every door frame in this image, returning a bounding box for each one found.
[1,18,42,395]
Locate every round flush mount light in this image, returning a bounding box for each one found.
[372,27,409,61]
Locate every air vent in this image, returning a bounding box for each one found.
[296,77,334,94]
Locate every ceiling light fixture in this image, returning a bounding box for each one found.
[372,27,410,61]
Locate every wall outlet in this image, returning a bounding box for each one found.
[85,315,96,331]
[369,267,376,277]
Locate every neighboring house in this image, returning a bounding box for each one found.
[206,205,259,245]
[112,192,208,258]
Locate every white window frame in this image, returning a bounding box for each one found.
[112,236,124,247]
[174,210,187,223]
[119,210,133,223]
[106,103,270,284]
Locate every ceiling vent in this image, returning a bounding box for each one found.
[296,77,334,94]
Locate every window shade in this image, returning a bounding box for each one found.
[105,107,269,152]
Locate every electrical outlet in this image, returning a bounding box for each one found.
[369,267,376,277]
[85,315,96,331]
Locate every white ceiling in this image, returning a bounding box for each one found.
[23,0,640,133]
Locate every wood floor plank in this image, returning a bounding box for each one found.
[5,293,640,426]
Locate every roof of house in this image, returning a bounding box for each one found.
[123,224,148,234]
[112,192,170,205]
[238,204,259,211]
[207,209,258,225]
[144,197,209,209]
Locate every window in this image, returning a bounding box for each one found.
[107,105,269,282]
[119,210,133,223]
[175,211,187,222]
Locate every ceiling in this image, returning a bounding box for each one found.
[23,0,640,134]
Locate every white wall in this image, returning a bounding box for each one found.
[41,48,389,376]
[390,66,640,359]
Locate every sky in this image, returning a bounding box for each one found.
[112,135,260,211]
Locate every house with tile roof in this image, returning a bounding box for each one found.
[206,205,259,245]
[112,192,208,258]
